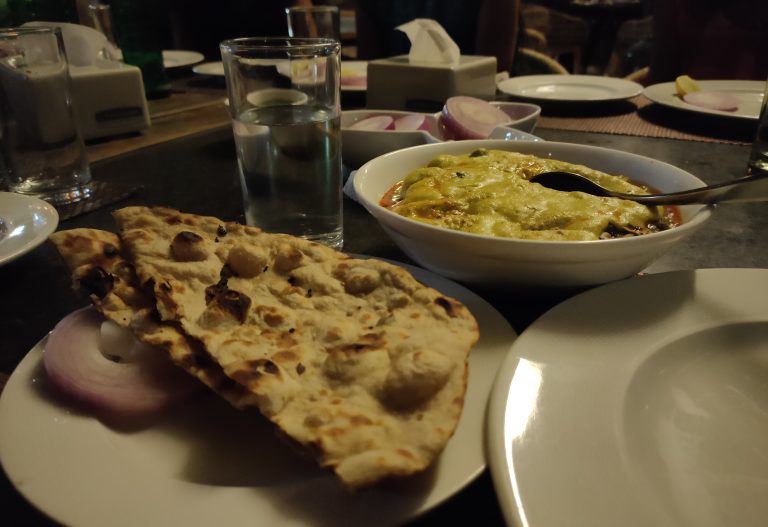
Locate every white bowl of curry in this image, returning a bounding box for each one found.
[353,140,712,289]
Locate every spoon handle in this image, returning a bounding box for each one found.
[628,173,768,205]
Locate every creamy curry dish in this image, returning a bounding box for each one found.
[381,149,681,241]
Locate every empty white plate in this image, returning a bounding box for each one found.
[192,61,225,76]
[498,74,643,102]
[162,50,204,69]
[487,268,768,527]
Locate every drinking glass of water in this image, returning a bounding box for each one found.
[220,37,343,249]
[748,77,768,176]
[286,6,341,40]
[0,26,92,205]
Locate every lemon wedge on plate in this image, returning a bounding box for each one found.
[675,75,700,97]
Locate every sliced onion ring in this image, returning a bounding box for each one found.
[394,114,429,131]
[341,74,367,87]
[347,115,395,131]
[442,96,511,140]
[683,91,739,112]
[43,306,201,423]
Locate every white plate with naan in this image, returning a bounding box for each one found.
[0,261,516,527]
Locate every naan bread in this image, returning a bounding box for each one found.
[49,228,150,327]
[48,229,259,409]
[112,206,479,489]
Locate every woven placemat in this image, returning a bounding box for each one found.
[536,96,757,145]
[56,181,141,221]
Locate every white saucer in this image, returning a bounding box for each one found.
[498,74,643,102]
[192,61,225,76]
[162,50,204,69]
[0,192,58,266]
[643,80,765,120]
[487,268,768,527]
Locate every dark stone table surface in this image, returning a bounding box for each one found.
[1,125,764,526]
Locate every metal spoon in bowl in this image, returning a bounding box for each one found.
[529,171,768,205]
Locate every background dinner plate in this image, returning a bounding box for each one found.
[162,50,204,69]
[192,61,224,76]
[643,80,765,120]
[0,262,516,527]
[497,74,643,102]
[0,192,58,266]
[194,59,366,92]
[340,60,367,91]
[487,268,768,527]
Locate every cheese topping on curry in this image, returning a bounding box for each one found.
[381,149,679,241]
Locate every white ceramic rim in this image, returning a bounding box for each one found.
[643,80,766,120]
[0,192,59,266]
[497,74,643,102]
[162,50,204,69]
[486,268,768,527]
[353,139,713,250]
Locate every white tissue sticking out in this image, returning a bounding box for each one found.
[22,21,119,66]
[396,19,460,65]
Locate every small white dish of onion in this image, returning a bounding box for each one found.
[341,96,541,168]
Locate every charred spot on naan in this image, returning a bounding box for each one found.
[232,358,280,380]
[434,296,462,318]
[77,266,114,299]
[201,289,251,326]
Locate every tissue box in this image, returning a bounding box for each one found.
[366,55,497,111]
[70,60,150,141]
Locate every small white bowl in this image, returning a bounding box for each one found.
[353,140,713,289]
[341,102,541,169]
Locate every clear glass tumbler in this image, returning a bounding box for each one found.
[0,26,92,205]
[220,37,343,249]
[286,6,341,40]
[748,77,768,176]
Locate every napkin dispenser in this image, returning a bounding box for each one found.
[69,60,150,140]
[366,54,498,111]
[21,21,150,140]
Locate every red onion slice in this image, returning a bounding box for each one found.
[347,115,395,131]
[43,306,201,423]
[683,91,739,112]
[393,114,429,131]
[442,96,511,140]
[341,74,367,87]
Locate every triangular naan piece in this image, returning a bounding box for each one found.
[49,228,151,327]
[112,206,479,489]
[48,228,259,409]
